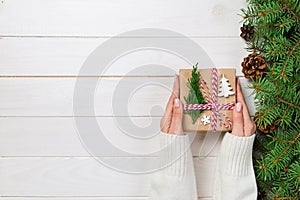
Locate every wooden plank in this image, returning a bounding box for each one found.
[0,157,216,197]
[0,77,171,116]
[0,77,255,116]
[0,198,212,200]
[0,117,222,157]
[0,37,247,76]
[0,0,246,37]
[0,198,149,200]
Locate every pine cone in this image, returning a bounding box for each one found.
[257,123,276,134]
[254,113,276,134]
[241,53,267,79]
[257,191,267,200]
[240,25,255,41]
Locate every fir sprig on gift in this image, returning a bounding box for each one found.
[184,64,206,123]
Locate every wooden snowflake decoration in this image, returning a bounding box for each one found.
[201,115,211,125]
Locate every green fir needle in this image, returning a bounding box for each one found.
[184,64,206,124]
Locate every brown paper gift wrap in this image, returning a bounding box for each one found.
[179,68,236,132]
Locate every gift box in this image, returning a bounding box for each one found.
[179,67,236,132]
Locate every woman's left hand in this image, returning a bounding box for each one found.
[231,79,256,137]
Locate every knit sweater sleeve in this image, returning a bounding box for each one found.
[214,132,258,200]
[147,132,257,200]
[148,131,198,200]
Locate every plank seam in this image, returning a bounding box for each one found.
[0,35,240,39]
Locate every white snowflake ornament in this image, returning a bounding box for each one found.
[218,74,235,98]
[201,115,211,125]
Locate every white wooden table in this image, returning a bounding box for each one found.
[0,0,255,199]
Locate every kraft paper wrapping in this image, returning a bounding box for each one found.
[179,68,236,132]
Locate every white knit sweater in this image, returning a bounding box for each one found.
[148,132,257,200]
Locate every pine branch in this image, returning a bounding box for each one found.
[241,0,300,198]
[278,97,300,110]
[273,132,300,164]
[271,195,300,200]
[184,64,206,123]
[271,68,279,90]
[256,127,300,180]
[260,102,281,119]
[279,0,300,20]
[272,137,294,143]
[243,8,285,19]
[280,39,300,79]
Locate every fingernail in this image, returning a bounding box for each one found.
[174,98,180,108]
[236,102,242,112]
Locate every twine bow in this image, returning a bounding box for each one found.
[184,68,234,132]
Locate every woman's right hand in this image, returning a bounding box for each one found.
[160,74,185,135]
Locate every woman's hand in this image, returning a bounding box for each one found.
[160,75,184,135]
[232,79,256,137]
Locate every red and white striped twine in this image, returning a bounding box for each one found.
[184,68,234,132]
[184,103,234,110]
[200,79,210,103]
[211,68,218,132]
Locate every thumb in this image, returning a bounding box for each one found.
[232,102,244,136]
[169,98,184,135]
